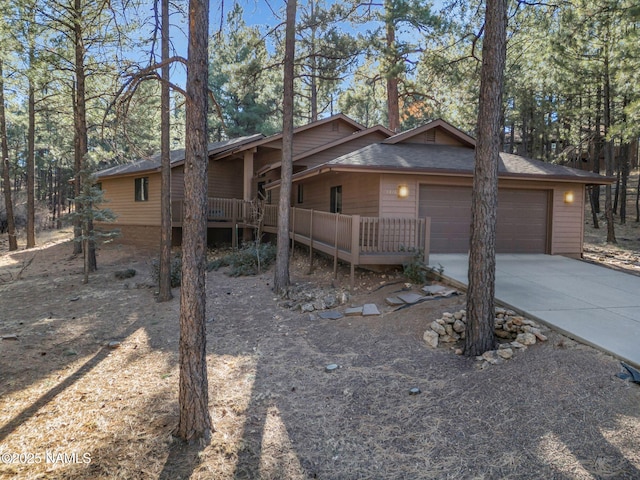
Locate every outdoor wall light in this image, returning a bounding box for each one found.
[564,191,574,204]
[397,184,409,198]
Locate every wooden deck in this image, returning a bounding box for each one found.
[172,198,431,285]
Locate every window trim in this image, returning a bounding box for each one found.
[135,177,149,202]
[297,184,304,204]
[330,185,342,214]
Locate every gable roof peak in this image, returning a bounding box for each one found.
[383,118,476,148]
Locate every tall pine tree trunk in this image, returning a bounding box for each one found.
[465,0,507,357]
[0,61,17,251]
[620,142,629,224]
[72,0,96,269]
[602,51,616,244]
[176,0,212,444]
[158,0,173,302]
[274,0,297,294]
[385,7,400,133]
[27,76,36,249]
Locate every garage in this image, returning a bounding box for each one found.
[418,185,550,253]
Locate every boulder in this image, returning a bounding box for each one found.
[423,330,439,348]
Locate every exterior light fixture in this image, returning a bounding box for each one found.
[397,184,409,198]
[564,191,574,204]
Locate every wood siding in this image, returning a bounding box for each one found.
[398,127,468,147]
[291,172,380,216]
[297,131,390,170]
[550,183,585,255]
[100,173,162,226]
[209,158,243,198]
[380,174,419,217]
[379,174,584,256]
[172,166,185,200]
[290,120,360,156]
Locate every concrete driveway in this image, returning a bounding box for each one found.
[428,253,640,368]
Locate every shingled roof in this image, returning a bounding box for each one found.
[95,134,263,180]
[290,143,613,184]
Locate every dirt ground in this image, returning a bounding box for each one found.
[1,192,640,479]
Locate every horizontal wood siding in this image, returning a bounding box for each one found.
[171,166,184,201]
[550,184,584,255]
[101,173,161,226]
[379,174,420,217]
[297,131,389,170]
[291,120,360,156]
[398,127,467,146]
[254,149,282,172]
[294,172,379,216]
[209,158,243,198]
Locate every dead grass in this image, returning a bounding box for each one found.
[1,212,640,478]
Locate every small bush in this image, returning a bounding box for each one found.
[402,250,444,284]
[209,242,276,276]
[151,256,182,287]
[114,269,136,280]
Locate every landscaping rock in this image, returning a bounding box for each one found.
[531,328,548,342]
[385,297,405,306]
[1,334,18,341]
[453,319,465,333]
[497,348,513,360]
[323,295,338,309]
[422,284,447,294]
[481,350,501,365]
[516,332,537,346]
[318,310,343,320]
[430,321,446,336]
[423,330,439,348]
[397,293,424,304]
[495,329,512,339]
[362,304,381,316]
[425,307,547,365]
[344,307,363,316]
[301,303,315,313]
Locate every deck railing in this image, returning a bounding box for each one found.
[172,198,257,225]
[173,198,430,285]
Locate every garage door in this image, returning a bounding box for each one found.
[418,185,549,253]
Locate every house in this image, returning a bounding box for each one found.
[95,114,393,245]
[266,119,612,258]
[95,115,611,268]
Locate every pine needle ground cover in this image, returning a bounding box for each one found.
[0,228,639,479]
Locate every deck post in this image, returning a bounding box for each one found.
[309,209,314,271]
[232,201,238,249]
[333,213,339,279]
[290,207,296,258]
[350,215,360,289]
[423,217,431,265]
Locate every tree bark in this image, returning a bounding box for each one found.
[385,8,400,133]
[273,0,297,294]
[465,0,507,357]
[27,73,36,249]
[0,60,18,251]
[602,51,616,244]
[176,0,212,444]
[72,0,96,270]
[158,0,173,302]
[620,142,629,224]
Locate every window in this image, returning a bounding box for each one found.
[297,184,304,204]
[135,177,149,202]
[330,185,342,213]
[95,182,102,191]
[257,182,265,199]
